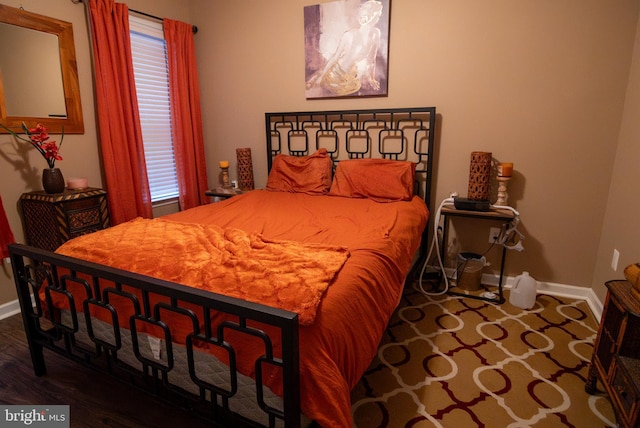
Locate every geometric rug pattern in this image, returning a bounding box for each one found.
[351,284,617,427]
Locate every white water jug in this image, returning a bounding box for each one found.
[509,271,538,309]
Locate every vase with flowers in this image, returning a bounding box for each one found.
[1,122,65,193]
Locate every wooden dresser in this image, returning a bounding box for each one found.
[20,188,110,251]
[586,280,640,428]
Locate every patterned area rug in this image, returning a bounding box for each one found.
[351,283,616,427]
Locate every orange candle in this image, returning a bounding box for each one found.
[219,160,229,169]
[498,162,513,177]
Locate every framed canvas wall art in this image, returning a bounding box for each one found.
[304,0,390,99]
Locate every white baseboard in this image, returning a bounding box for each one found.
[432,268,605,322]
[532,279,604,322]
[0,298,21,320]
[486,273,603,321]
[0,274,606,323]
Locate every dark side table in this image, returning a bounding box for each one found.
[20,188,110,251]
[586,280,640,428]
[440,206,517,304]
[205,187,244,201]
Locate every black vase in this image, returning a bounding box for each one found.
[42,168,65,194]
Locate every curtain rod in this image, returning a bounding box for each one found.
[71,0,198,34]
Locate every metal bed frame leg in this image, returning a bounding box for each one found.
[10,249,47,376]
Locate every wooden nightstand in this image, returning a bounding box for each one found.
[586,280,640,428]
[20,188,110,251]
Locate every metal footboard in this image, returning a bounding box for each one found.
[9,243,301,428]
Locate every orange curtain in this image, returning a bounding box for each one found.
[0,195,15,259]
[164,19,210,209]
[89,0,153,224]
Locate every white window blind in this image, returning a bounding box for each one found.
[129,16,179,203]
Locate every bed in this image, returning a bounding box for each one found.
[9,107,436,428]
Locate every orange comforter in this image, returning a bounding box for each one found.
[166,190,428,427]
[56,218,348,326]
[58,190,428,427]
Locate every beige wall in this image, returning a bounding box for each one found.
[0,0,191,306]
[191,0,639,289]
[1,0,638,308]
[1,0,97,306]
[592,9,640,303]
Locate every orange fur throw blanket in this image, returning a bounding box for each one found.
[56,218,349,325]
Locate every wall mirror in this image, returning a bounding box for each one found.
[0,4,84,134]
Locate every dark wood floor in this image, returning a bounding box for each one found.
[0,314,211,428]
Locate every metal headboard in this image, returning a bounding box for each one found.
[265,107,437,212]
[265,107,437,266]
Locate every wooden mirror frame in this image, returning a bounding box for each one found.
[0,4,84,134]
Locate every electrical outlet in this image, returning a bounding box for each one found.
[489,227,501,243]
[611,249,620,271]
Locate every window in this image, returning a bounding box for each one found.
[129,16,179,203]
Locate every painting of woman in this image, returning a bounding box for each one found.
[304,0,390,98]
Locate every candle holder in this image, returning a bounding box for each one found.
[219,161,231,188]
[496,176,511,206]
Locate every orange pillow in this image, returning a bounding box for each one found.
[329,159,415,202]
[266,148,333,194]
